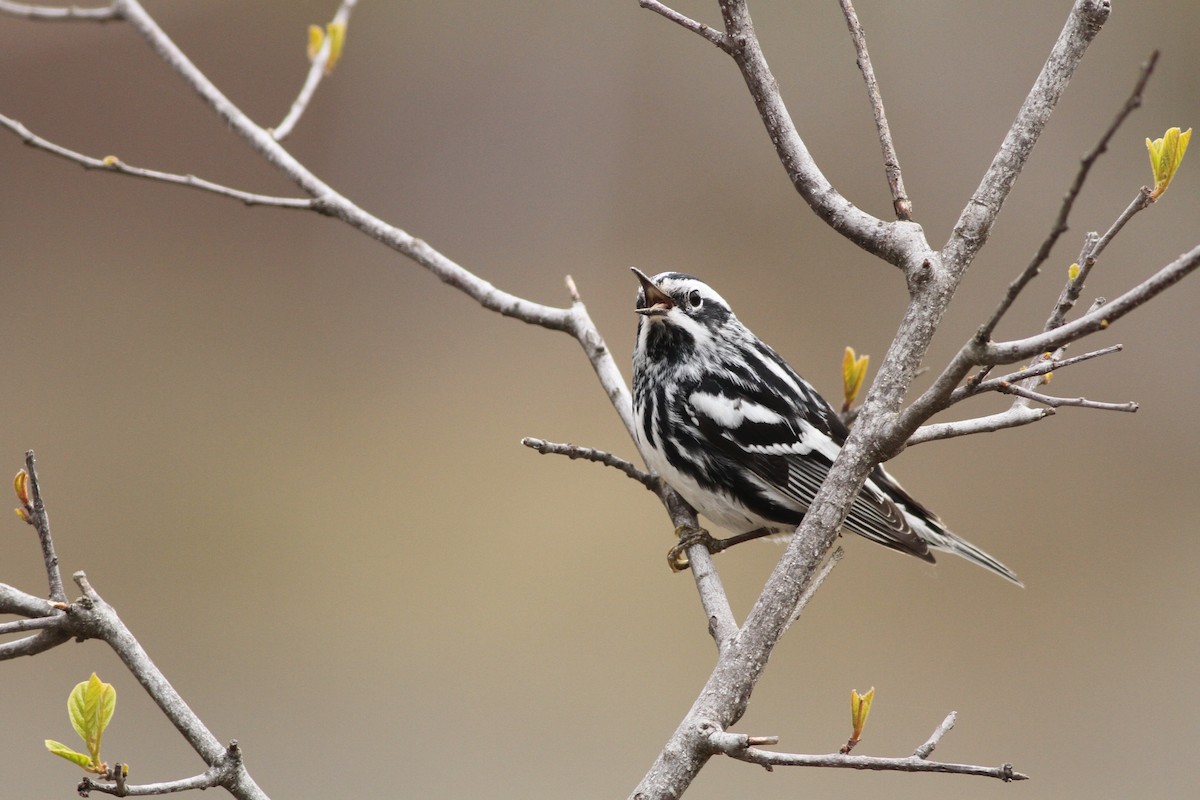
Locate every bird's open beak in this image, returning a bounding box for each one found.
[632,268,673,316]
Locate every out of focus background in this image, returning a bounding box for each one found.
[2,2,1198,798]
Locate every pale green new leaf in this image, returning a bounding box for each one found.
[45,739,93,769]
[67,673,116,763]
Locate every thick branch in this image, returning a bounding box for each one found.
[634,6,1110,797]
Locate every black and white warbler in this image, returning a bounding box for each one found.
[631,269,1021,585]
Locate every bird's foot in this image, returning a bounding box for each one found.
[667,525,716,572]
[667,526,774,571]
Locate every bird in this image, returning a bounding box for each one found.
[630,268,1021,585]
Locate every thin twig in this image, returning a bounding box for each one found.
[955,344,1122,402]
[0,0,119,20]
[0,115,314,208]
[272,0,359,141]
[907,406,1052,447]
[913,711,957,759]
[24,451,66,602]
[1047,187,1152,330]
[715,0,926,268]
[638,0,731,52]
[0,615,64,635]
[995,381,1137,412]
[79,766,221,797]
[988,242,1200,365]
[702,714,1025,780]
[520,437,657,491]
[976,51,1158,344]
[836,0,910,219]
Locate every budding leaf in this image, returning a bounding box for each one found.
[13,469,29,505]
[1067,262,1080,282]
[1146,126,1191,200]
[44,740,93,770]
[67,673,116,766]
[841,347,870,410]
[324,21,346,73]
[850,686,875,741]
[307,24,324,62]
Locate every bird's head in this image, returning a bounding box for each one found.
[631,268,740,365]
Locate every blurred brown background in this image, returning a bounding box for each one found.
[2,2,1198,798]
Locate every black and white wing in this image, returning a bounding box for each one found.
[685,349,935,562]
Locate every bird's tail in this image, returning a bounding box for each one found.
[913,517,1024,587]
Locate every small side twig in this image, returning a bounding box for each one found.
[23,450,66,603]
[1047,187,1152,331]
[976,51,1158,344]
[913,711,956,759]
[995,381,1138,412]
[0,1,119,20]
[520,437,657,491]
[638,0,732,52]
[80,767,218,797]
[0,116,315,209]
[699,715,1026,781]
[272,0,359,141]
[836,0,910,219]
[907,406,1052,447]
[953,344,1123,403]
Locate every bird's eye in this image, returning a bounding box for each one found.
[687,289,703,309]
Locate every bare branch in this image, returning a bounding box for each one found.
[521,437,657,491]
[700,716,1026,780]
[0,1,118,20]
[977,51,1157,342]
[272,0,359,141]
[21,450,66,602]
[907,406,1052,447]
[79,767,220,797]
[913,711,956,759]
[653,490,740,651]
[988,242,1200,365]
[941,0,1110,274]
[0,582,61,618]
[957,344,1123,402]
[715,0,927,267]
[995,381,1137,412]
[64,573,271,800]
[836,0,910,219]
[638,0,731,52]
[1047,187,1152,330]
[0,115,315,208]
[0,615,63,635]
[0,578,71,659]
